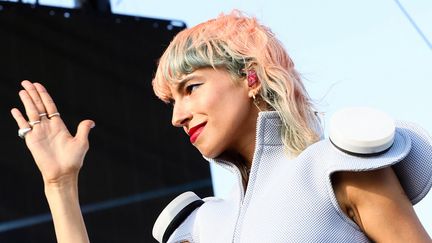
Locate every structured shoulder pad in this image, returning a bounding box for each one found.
[392,121,432,204]
[319,119,432,205]
[153,191,204,243]
[329,107,396,155]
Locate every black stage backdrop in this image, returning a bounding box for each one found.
[0,2,213,242]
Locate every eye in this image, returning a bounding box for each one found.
[185,83,202,94]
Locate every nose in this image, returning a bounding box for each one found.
[171,100,192,128]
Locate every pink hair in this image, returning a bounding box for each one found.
[152,10,321,154]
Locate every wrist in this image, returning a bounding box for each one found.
[44,174,79,195]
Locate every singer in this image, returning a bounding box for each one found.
[11,10,432,243]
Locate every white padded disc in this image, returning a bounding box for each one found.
[152,191,201,242]
[329,107,395,155]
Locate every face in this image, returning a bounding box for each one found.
[169,67,259,159]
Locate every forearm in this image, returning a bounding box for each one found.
[44,177,89,243]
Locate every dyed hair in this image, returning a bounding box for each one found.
[152,10,321,155]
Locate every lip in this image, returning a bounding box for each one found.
[188,122,207,144]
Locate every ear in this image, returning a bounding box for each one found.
[247,82,262,98]
[245,69,261,98]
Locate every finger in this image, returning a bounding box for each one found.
[75,120,95,142]
[19,89,41,123]
[21,80,47,116]
[33,82,59,119]
[11,108,31,129]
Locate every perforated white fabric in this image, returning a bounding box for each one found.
[164,111,432,243]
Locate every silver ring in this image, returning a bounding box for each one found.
[48,112,60,119]
[29,120,41,127]
[39,113,47,117]
[18,127,32,139]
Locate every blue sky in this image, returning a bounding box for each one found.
[5,0,432,234]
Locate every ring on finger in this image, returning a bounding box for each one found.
[39,113,47,117]
[18,127,32,139]
[29,120,41,127]
[48,112,60,119]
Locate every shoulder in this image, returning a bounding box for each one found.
[332,168,397,229]
[333,167,402,201]
[153,192,205,243]
[333,168,431,242]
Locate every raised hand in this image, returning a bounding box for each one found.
[11,80,92,243]
[11,80,95,185]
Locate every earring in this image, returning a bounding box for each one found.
[247,70,258,87]
[251,92,262,112]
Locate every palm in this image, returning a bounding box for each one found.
[11,81,94,184]
[27,120,86,182]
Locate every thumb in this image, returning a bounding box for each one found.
[75,120,95,141]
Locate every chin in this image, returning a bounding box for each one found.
[195,143,223,159]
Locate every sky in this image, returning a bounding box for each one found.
[5,0,432,234]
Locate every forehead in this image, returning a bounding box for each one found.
[155,67,236,103]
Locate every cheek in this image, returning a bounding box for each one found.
[211,86,249,111]
[205,96,251,152]
[208,86,251,126]
[192,84,251,157]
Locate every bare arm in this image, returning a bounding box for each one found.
[333,167,431,243]
[44,177,89,243]
[11,81,93,243]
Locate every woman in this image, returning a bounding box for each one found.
[11,11,432,243]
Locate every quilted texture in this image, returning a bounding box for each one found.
[163,111,432,243]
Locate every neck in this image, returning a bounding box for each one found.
[219,151,252,190]
[221,108,260,171]
[204,111,284,191]
[219,109,259,188]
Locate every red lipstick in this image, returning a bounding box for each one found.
[188,122,206,144]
